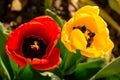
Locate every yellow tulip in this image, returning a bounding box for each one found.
[61,5,114,58]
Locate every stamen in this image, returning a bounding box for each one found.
[88,32,95,38]
[86,43,91,47]
[22,37,47,59]
[72,25,95,48]
[73,26,86,33]
[73,26,81,30]
[91,33,95,37]
[31,41,39,50]
[80,26,86,33]
[73,26,77,29]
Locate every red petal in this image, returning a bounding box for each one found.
[6,24,25,50]
[31,58,49,64]
[31,48,60,70]
[6,45,26,67]
[30,16,61,42]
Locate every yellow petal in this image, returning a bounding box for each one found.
[74,5,99,16]
[62,18,74,35]
[61,31,76,53]
[81,45,105,58]
[103,38,114,53]
[93,15,108,35]
[101,42,114,58]
[70,29,87,50]
[92,34,114,58]
[81,50,100,58]
[61,18,77,53]
[93,34,107,50]
[73,14,98,32]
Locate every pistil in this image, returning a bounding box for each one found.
[31,41,39,50]
[73,26,95,48]
[22,37,47,59]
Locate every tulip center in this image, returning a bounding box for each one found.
[22,37,47,59]
[31,41,40,50]
[73,26,95,48]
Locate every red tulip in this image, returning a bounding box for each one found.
[5,16,61,70]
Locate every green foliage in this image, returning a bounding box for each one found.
[74,58,106,80]
[0,22,13,80]
[14,63,51,80]
[9,58,19,77]
[19,63,33,80]
[104,74,120,80]
[40,71,61,80]
[0,22,9,57]
[0,56,11,80]
[59,50,81,75]
[90,56,120,80]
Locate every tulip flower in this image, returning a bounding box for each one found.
[61,5,114,58]
[6,16,61,70]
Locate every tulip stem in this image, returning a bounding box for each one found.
[59,50,81,76]
[79,0,120,35]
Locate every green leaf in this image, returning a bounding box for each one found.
[0,22,9,56]
[90,56,120,80]
[51,74,61,80]
[74,58,105,80]
[50,67,63,78]
[45,9,63,28]
[19,64,53,80]
[40,71,61,80]
[59,50,81,75]
[9,57,19,76]
[32,70,51,80]
[20,63,33,80]
[108,0,120,14]
[99,73,120,80]
[57,39,67,59]
[0,22,13,79]
[0,56,11,80]
[104,75,120,80]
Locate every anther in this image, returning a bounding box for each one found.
[31,41,40,50]
[80,26,86,33]
[86,43,91,47]
[88,32,95,38]
[73,26,77,29]
[91,33,95,37]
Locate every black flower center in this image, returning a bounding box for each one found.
[22,37,47,59]
[73,26,95,48]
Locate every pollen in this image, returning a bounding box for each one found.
[31,41,40,50]
[84,30,90,39]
